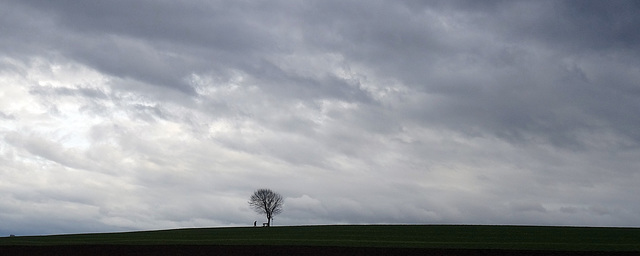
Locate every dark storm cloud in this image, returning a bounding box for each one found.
[3,0,299,96]
[29,85,109,100]
[506,1,640,52]
[321,1,640,149]
[3,0,384,103]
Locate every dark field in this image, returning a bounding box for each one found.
[1,225,639,255]
[2,245,640,256]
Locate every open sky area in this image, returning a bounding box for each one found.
[1,0,639,236]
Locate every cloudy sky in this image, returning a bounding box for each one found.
[1,0,639,235]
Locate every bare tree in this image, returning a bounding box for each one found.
[248,188,284,227]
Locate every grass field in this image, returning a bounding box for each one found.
[1,225,639,251]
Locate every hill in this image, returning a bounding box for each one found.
[1,225,639,255]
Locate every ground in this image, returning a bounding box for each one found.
[0,245,638,256]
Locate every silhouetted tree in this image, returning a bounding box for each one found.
[248,188,283,227]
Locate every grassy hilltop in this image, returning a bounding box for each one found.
[1,225,639,251]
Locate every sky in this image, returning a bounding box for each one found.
[1,0,639,236]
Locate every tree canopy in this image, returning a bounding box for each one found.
[249,188,283,227]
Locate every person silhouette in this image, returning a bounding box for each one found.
[254,220,257,227]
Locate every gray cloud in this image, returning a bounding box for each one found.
[1,0,639,235]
